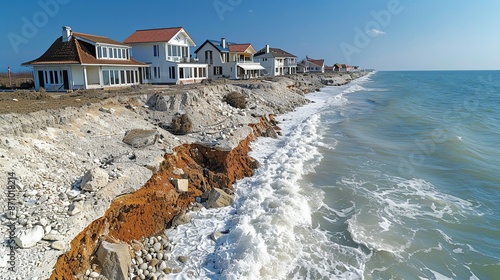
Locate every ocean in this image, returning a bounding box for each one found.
[165,71,500,279]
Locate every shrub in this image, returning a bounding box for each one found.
[171,114,192,135]
[224,91,247,109]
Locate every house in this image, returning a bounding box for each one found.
[22,26,146,91]
[123,27,208,85]
[333,63,360,72]
[333,63,346,72]
[325,65,334,72]
[194,38,264,79]
[254,45,297,76]
[297,56,325,73]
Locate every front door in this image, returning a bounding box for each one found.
[62,70,69,90]
[38,71,45,89]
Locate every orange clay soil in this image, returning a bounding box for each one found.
[49,116,274,279]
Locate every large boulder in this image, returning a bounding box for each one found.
[96,241,131,280]
[81,167,109,192]
[206,188,234,209]
[14,225,44,248]
[122,129,158,148]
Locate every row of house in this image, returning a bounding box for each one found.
[22,26,338,91]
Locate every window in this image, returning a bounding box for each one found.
[122,49,126,59]
[110,71,115,85]
[205,51,213,64]
[102,47,107,58]
[153,66,161,79]
[179,68,184,79]
[214,66,222,75]
[169,66,175,79]
[117,49,122,59]
[144,67,150,80]
[114,49,118,59]
[120,70,125,84]
[109,48,114,58]
[103,71,110,85]
[126,70,131,84]
[98,47,102,58]
[153,45,160,57]
[135,71,138,83]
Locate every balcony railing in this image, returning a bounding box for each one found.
[167,56,197,63]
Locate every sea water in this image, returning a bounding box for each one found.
[165,71,500,279]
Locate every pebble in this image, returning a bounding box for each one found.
[89,271,100,278]
[51,240,66,251]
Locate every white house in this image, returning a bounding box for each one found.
[22,26,146,91]
[297,57,325,73]
[123,27,207,85]
[194,38,264,79]
[254,45,297,76]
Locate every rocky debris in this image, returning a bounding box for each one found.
[14,225,45,248]
[171,211,191,228]
[265,126,279,138]
[99,107,115,114]
[0,72,368,279]
[81,167,109,192]
[96,241,131,280]
[68,201,84,216]
[51,240,66,251]
[206,188,235,208]
[129,235,184,279]
[172,168,184,176]
[171,178,188,193]
[122,129,158,148]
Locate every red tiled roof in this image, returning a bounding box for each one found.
[228,43,252,53]
[123,27,183,44]
[307,58,324,67]
[23,34,145,66]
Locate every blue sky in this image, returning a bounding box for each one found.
[1,0,500,71]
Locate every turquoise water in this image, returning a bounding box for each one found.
[165,71,500,279]
[310,71,500,279]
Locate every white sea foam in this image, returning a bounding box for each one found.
[164,84,365,279]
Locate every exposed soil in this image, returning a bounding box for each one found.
[49,117,271,279]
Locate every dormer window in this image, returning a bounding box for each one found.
[97,45,130,60]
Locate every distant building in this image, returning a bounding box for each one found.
[334,63,360,72]
[194,38,264,79]
[22,26,146,91]
[124,27,208,85]
[254,45,297,76]
[297,56,325,73]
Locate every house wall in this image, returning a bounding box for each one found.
[255,53,275,76]
[196,43,225,79]
[86,66,100,85]
[71,65,85,88]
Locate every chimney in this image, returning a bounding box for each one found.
[265,44,270,53]
[62,26,72,42]
[221,38,226,48]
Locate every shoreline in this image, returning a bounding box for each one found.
[0,72,368,279]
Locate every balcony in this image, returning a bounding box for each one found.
[167,56,195,63]
[284,60,297,67]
